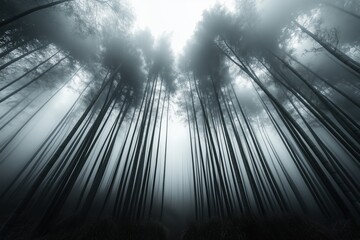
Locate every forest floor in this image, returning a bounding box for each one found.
[1,215,360,239]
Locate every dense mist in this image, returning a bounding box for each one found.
[0,0,360,239]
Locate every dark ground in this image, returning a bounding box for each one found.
[1,215,359,239]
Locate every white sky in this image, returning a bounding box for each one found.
[130,0,235,54]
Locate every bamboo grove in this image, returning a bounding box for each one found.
[178,2,360,221]
[0,0,360,238]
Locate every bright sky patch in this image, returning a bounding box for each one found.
[130,0,235,54]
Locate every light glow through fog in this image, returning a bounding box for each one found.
[131,0,235,54]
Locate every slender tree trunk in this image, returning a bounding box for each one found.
[0,39,29,59]
[34,82,122,236]
[113,77,152,217]
[0,79,90,200]
[220,43,360,221]
[185,100,199,219]
[0,92,31,121]
[0,50,60,92]
[272,53,360,138]
[261,60,360,161]
[99,107,136,216]
[138,79,164,218]
[0,44,47,72]
[160,93,170,219]
[0,92,39,133]
[284,52,360,109]
[148,91,167,218]
[188,78,212,218]
[0,62,76,155]
[293,21,360,76]
[80,100,130,216]
[0,67,120,238]
[0,54,67,104]
[320,1,360,20]
[0,0,74,28]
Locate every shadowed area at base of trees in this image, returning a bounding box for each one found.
[1,215,360,240]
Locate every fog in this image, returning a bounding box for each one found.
[0,0,359,238]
